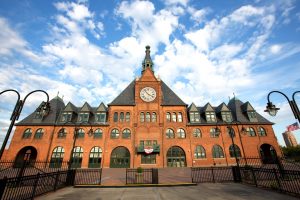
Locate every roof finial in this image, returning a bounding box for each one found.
[62,95,64,100]
[57,91,59,97]
[233,92,235,98]
[142,45,154,74]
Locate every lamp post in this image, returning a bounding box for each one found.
[265,90,300,123]
[0,89,50,160]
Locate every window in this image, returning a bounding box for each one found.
[61,112,72,122]
[76,128,85,138]
[248,111,257,122]
[177,128,186,138]
[140,112,145,122]
[22,128,32,139]
[95,112,106,123]
[227,127,235,137]
[141,154,156,164]
[93,129,103,138]
[210,128,220,138]
[113,112,118,122]
[193,128,201,138]
[258,127,267,136]
[34,110,43,119]
[146,112,151,122]
[166,128,175,138]
[89,147,102,168]
[140,140,157,147]
[172,112,177,122]
[119,112,124,122]
[166,112,171,122]
[50,146,64,168]
[125,112,130,122]
[111,128,119,139]
[58,128,67,138]
[70,146,83,168]
[78,112,89,122]
[122,129,131,139]
[221,112,232,122]
[246,127,256,137]
[178,112,183,122]
[34,128,44,139]
[194,145,206,158]
[152,112,157,122]
[229,144,241,158]
[206,112,216,122]
[212,145,224,158]
[190,112,200,123]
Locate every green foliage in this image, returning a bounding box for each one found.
[137,167,143,173]
[281,146,300,162]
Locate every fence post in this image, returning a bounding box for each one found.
[66,169,76,186]
[53,170,60,191]
[273,168,282,192]
[152,168,158,184]
[126,168,128,184]
[191,168,194,183]
[232,166,241,182]
[250,167,257,187]
[0,176,8,200]
[211,167,215,183]
[31,173,40,199]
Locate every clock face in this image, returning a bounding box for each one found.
[140,87,156,102]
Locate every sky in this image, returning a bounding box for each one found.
[0,0,300,148]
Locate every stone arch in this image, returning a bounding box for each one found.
[14,146,37,167]
[259,143,277,164]
[166,146,186,167]
[110,146,130,168]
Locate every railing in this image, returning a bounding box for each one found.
[74,169,102,185]
[126,168,158,184]
[0,170,69,200]
[191,167,235,183]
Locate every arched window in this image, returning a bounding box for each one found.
[212,145,224,158]
[34,128,44,139]
[227,127,235,137]
[76,128,85,138]
[140,112,145,122]
[258,127,267,136]
[152,112,157,122]
[119,112,124,122]
[210,128,220,138]
[113,112,118,122]
[194,145,206,158]
[122,129,131,139]
[125,112,130,122]
[22,128,32,139]
[229,144,241,158]
[177,128,186,138]
[94,128,103,138]
[58,128,67,138]
[111,128,119,139]
[247,127,256,137]
[172,112,177,122]
[166,112,171,122]
[146,112,151,122]
[193,128,201,138]
[178,112,183,122]
[89,147,102,168]
[166,128,175,138]
[50,146,64,168]
[70,146,83,168]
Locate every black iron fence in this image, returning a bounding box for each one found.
[74,169,102,185]
[191,167,237,183]
[126,168,158,184]
[0,170,69,200]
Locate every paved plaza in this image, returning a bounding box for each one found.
[37,183,298,200]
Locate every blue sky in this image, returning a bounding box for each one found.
[0,0,300,147]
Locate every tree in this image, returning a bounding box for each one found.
[281,145,300,162]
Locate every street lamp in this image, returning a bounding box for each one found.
[0,89,50,160]
[265,90,300,123]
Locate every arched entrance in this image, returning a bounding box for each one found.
[167,146,186,167]
[110,147,130,168]
[14,146,37,167]
[259,143,277,164]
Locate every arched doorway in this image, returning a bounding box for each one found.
[110,147,130,168]
[167,146,186,167]
[259,143,277,164]
[14,146,37,167]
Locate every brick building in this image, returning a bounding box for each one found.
[3,46,281,168]
[282,131,298,147]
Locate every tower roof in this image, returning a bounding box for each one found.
[142,45,154,74]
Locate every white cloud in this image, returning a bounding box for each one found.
[164,0,189,7]
[270,44,282,54]
[187,7,211,24]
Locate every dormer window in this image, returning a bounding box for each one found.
[34,110,43,119]
[190,112,200,123]
[61,112,72,122]
[206,111,216,122]
[221,111,232,122]
[95,112,106,123]
[247,111,257,122]
[78,112,89,122]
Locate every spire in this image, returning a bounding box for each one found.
[142,45,154,74]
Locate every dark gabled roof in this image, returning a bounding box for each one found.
[16,96,65,126]
[96,102,107,112]
[188,103,198,112]
[241,101,255,112]
[63,102,78,112]
[80,102,93,112]
[161,81,187,106]
[215,102,230,113]
[109,81,135,106]
[203,103,214,112]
